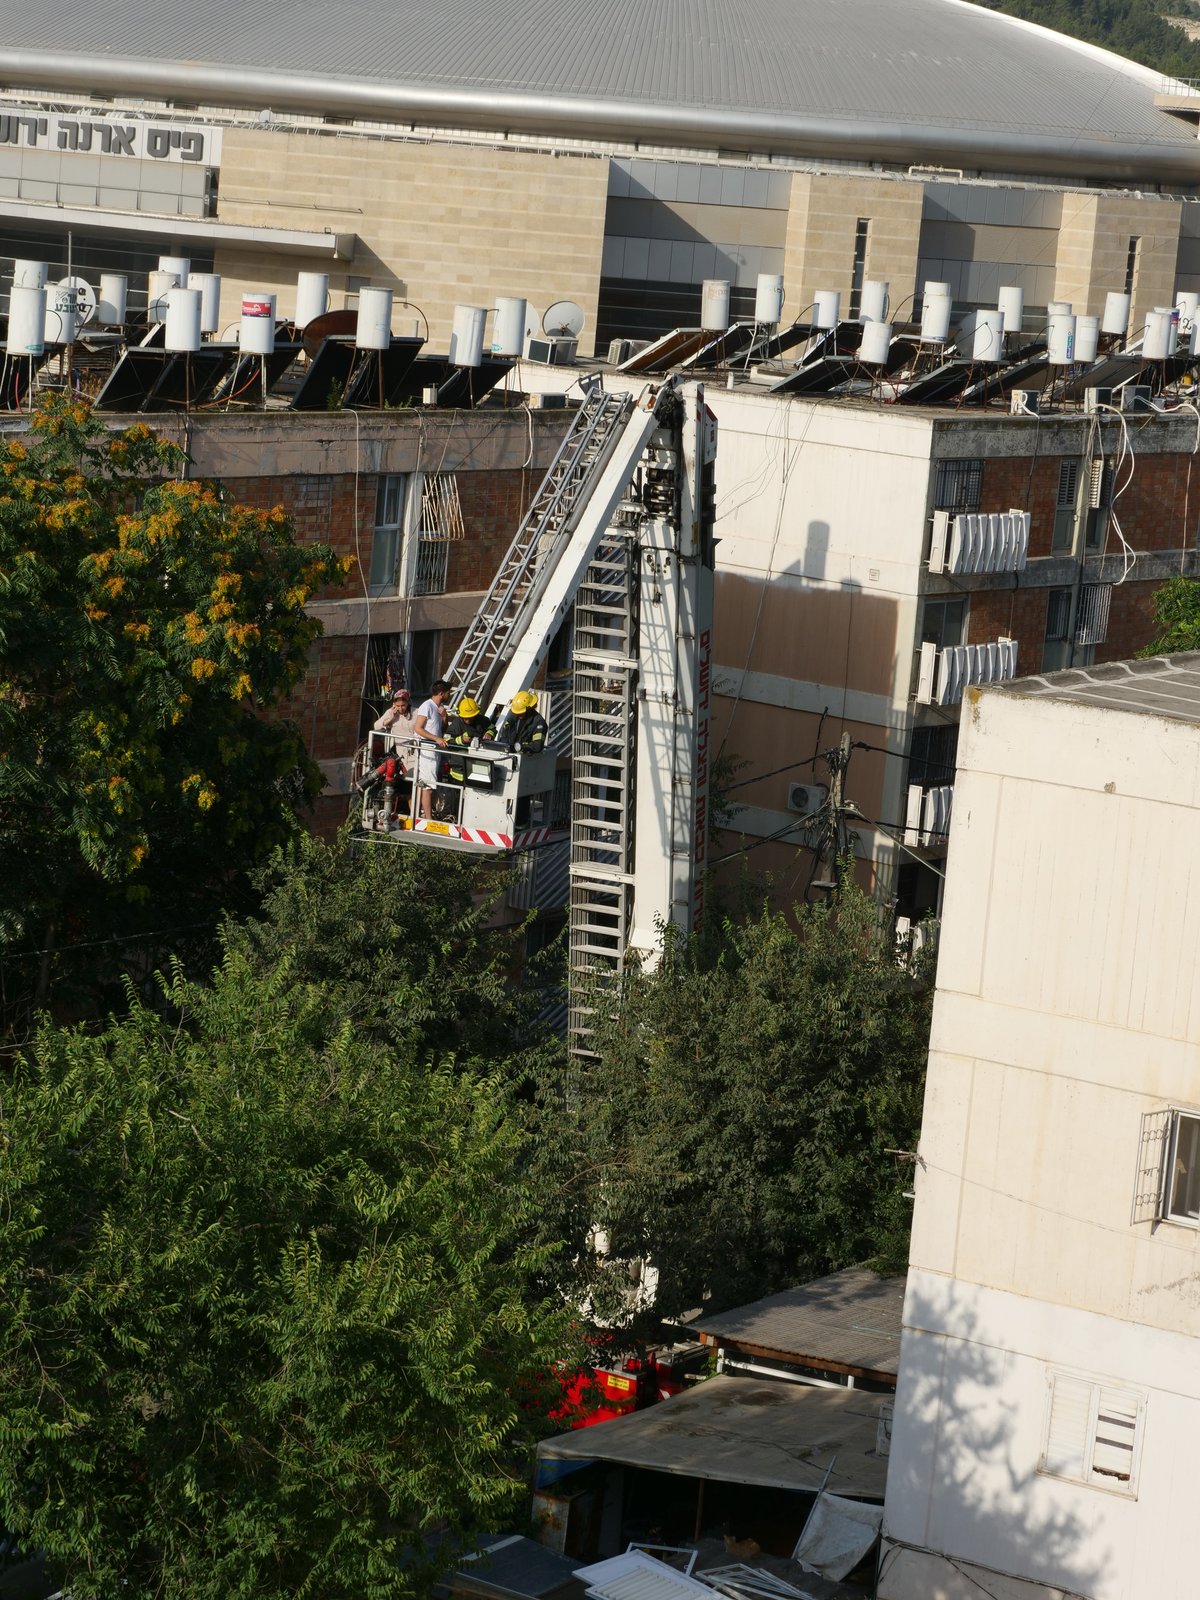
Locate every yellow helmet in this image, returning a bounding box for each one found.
[511,689,538,714]
[457,696,481,719]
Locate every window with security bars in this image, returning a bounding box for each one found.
[1053,459,1079,553]
[1040,1373,1142,1495]
[933,458,983,512]
[411,473,463,596]
[1132,1107,1200,1226]
[1042,587,1073,672]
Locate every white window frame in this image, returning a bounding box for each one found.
[369,473,409,594]
[1038,1371,1144,1497]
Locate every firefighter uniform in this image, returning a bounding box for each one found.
[488,690,548,753]
[444,697,490,783]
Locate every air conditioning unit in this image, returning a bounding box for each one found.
[606,337,649,365]
[1010,388,1039,416]
[1120,384,1155,414]
[1083,386,1114,414]
[526,335,578,366]
[788,782,828,816]
[928,508,950,573]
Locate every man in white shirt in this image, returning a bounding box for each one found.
[412,679,452,821]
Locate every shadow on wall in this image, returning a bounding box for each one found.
[878,1287,1108,1600]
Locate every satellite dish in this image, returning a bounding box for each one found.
[542,299,585,339]
[53,275,97,326]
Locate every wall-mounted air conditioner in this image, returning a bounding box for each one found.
[526,335,578,366]
[787,782,828,816]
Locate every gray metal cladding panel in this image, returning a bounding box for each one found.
[3,0,1198,176]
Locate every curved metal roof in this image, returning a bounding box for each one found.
[2,0,1197,181]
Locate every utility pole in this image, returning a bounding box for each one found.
[810,731,854,897]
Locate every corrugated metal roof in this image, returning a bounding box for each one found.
[536,1376,888,1500]
[1,0,1197,179]
[997,654,1200,723]
[693,1268,905,1378]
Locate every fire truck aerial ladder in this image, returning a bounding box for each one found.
[352,376,716,1035]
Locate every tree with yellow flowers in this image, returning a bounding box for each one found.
[0,396,347,1034]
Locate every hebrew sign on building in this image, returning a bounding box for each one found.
[0,107,222,166]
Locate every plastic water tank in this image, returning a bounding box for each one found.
[449,304,486,368]
[44,285,77,346]
[12,260,48,289]
[188,273,221,335]
[754,272,784,325]
[240,292,277,355]
[1074,315,1101,364]
[6,285,46,354]
[1101,292,1131,336]
[491,296,528,356]
[920,294,951,343]
[165,287,202,352]
[147,270,178,322]
[923,280,951,306]
[858,320,892,365]
[1047,300,1072,316]
[157,256,190,288]
[1177,291,1200,328]
[356,286,393,350]
[294,272,329,331]
[858,280,889,323]
[701,279,731,333]
[813,289,841,330]
[998,286,1024,335]
[1047,312,1077,365]
[96,273,128,326]
[972,310,1004,362]
[1143,308,1177,360]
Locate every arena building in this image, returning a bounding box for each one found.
[3,0,1200,351]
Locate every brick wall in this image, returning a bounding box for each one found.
[980,457,1061,560]
[221,471,376,600]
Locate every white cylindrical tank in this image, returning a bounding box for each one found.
[449,303,486,367]
[1047,300,1072,316]
[754,272,785,324]
[1047,312,1077,364]
[1192,320,1200,357]
[44,288,76,346]
[239,291,277,354]
[1143,308,1177,360]
[998,285,1024,335]
[972,309,1004,362]
[858,320,892,365]
[6,284,46,354]
[920,294,952,343]
[924,280,951,302]
[813,289,841,329]
[157,255,190,287]
[491,295,528,356]
[147,269,178,322]
[859,280,889,323]
[701,279,731,332]
[1177,290,1200,327]
[12,260,48,289]
[1074,314,1101,364]
[355,286,393,350]
[96,273,128,326]
[188,272,221,335]
[294,271,329,330]
[164,287,202,352]
[1102,291,1131,336]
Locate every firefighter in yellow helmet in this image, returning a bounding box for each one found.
[444,695,490,783]
[488,689,548,754]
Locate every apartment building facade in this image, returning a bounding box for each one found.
[880,656,1200,1600]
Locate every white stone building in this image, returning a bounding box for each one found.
[881,654,1200,1600]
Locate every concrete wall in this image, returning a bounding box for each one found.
[211,127,610,353]
[882,683,1200,1600]
[783,173,923,320]
[1054,192,1181,328]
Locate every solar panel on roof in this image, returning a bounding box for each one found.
[767,356,856,395]
[680,324,757,370]
[435,357,513,407]
[895,360,973,405]
[619,329,712,374]
[291,337,357,410]
[343,336,425,406]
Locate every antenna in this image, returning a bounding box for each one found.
[542,300,585,339]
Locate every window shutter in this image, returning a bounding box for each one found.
[1131,1109,1172,1224]
[1090,1388,1139,1485]
[1043,1374,1092,1480]
[1057,460,1079,506]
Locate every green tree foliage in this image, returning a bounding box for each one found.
[536,885,934,1327]
[0,936,569,1600]
[0,397,346,1029]
[966,0,1200,80]
[1139,574,1200,653]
